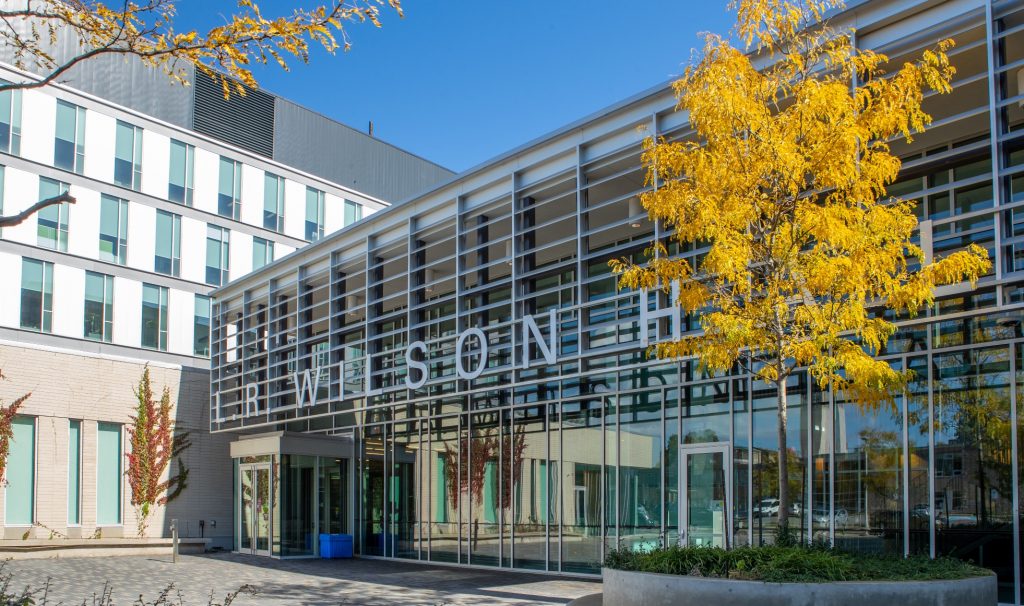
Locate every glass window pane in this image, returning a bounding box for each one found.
[68,420,81,525]
[54,101,76,171]
[96,423,122,525]
[141,283,167,350]
[5,416,34,525]
[194,295,210,357]
[114,121,135,188]
[20,258,51,332]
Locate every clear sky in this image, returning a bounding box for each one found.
[175,1,736,173]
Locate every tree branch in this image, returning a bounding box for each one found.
[0,191,75,228]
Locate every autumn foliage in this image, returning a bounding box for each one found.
[126,366,190,537]
[611,0,991,531]
[0,371,29,484]
[0,0,403,98]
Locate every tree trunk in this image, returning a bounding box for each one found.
[776,380,790,534]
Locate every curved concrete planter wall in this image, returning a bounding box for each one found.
[602,567,997,606]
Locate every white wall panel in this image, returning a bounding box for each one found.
[112,277,142,348]
[141,130,170,201]
[0,251,22,328]
[2,169,40,246]
[19,90,55,165]
[192,148,219,215]
[52,264,84,339]
[240,164,262,227]
[67,187,100,259]
[167,288,193,355]
[324,192,345,236]
[283,179,306,241]
[127,203,155,272]
[84,111,115,184]
[229,231,252,282]
[180,216,206,285]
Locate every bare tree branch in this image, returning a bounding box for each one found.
[0,191,75,228]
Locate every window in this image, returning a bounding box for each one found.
[0,165,6,237]
[114,121,142,190]
[218,156,241,219]
[54,100,85,173]
[98,194,128,264]
[154,210,181,276]
[68,419,81,525]
[194,295,211,357]
[20,258,52,332]
[5,416,34,525]
[252,236,273,270]
[305,187,325,241]
[344,200,362,226]
[96,422,121,526]
[141,283,168,351]
[0,85,22,155]
[83,271,113,342]
[38,177,69,251]
[205,225,230,286]
[168,139,195,205]
[264,173,284,232]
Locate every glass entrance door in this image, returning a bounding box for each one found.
[679,444,731,548]
[239,463,271,556]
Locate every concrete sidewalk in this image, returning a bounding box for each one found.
[0,552,602,605]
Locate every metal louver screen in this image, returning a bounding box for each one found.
[192,70,275,157]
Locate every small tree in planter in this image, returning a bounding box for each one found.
[126,366,191,537]
[611,0,992,536]
[0,370,30,483]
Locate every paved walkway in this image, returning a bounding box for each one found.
[0,553,602,605]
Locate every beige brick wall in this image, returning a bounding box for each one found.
[0,343,233,548]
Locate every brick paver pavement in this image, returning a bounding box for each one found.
[0,552,602,605]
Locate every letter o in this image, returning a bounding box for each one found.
[455,328,488,381]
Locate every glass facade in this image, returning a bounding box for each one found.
[83,271,113,342]
[168,139,195,205]
[114,120,142,190]
[305,187,325,242]
[253,237,273,270]
[234,454,351,558]
[141,283,168,351]
[264,173,285,232]
[154,209,181,276]
[54,100,84,173]
[0,86,22,155]
[99,194,128,265]
[210,5,1024,603]
[38,177,69,252]
[218,157,241,220]
[206,225,230,286]
[20,258,52,332]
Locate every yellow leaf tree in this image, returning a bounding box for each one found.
[0,0,401,227]
[611,0,991,535]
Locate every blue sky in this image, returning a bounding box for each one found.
[175,1,735,172]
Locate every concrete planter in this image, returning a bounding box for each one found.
[602,567,997,606]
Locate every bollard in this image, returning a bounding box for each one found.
[171,518,179,563]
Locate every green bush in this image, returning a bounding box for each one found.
[603,544,991,583]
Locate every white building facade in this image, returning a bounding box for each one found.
[0,50,450,547]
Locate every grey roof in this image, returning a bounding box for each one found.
[0,23,453,202]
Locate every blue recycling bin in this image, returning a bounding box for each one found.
[319,533,353,558]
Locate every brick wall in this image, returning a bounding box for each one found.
[0,343,233,548]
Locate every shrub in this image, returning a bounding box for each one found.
[603,544,991,583]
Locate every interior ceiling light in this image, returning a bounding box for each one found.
[629,197,643,228]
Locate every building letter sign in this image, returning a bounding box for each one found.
[639,281,682,347]
[219,311,564,420]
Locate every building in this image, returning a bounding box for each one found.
[209,0,1024,603]
[0,30,452,548]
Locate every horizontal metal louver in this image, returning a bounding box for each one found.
[192,70,275,158]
